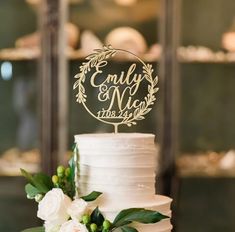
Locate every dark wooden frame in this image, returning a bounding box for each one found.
[40,0,68,175]
[159,0,181,196]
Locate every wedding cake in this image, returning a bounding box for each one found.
[20,46,173,232]
[75,133,172,232]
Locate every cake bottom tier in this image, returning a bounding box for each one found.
[134,220,172,232]
[89,195,172,232]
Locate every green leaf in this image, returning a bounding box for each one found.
[21,226,45,232]
[21,169,34,185]
[81,191,102,202]
[68,155,75,182]
[71,143,76,151]
[25,183,41,198]
[69,143,79,182]
[90,207,105,227]
[32,173,53,194]
[113,208,143,227]
[21,169,53,194]
[129,210,169,223]
[67,145,77,198]
[113,208,169,227]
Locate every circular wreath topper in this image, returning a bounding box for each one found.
[73,45,159,133]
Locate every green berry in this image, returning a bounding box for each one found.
[103,220,111,230]
[52,175,59,184]
[57,165,65,177]
[26,194,34,200]
[35,194,43,202]
[90,223,98,232]
[82,214,90,225]
[65,167,71,177]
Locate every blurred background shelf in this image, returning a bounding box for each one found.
[0,148,40,176]
[176,150,235,178]
[0,48,160,62]
[2,46,235,63]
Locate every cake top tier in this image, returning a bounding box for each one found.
[75,133,156,149]
[74,133,157,169]
[75,133,154,138]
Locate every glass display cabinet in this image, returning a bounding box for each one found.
[0,0,40,176]
[0,0,40,231]
[177,0,235,177]
[175,0,235,231]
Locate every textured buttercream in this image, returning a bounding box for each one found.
[75,133,172,232]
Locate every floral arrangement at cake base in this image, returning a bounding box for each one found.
[21,155,168,232]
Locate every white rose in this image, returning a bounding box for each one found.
[37,188,72,225]
[59,220,88,232]
[44,221,60,232]
[67,198,88,221]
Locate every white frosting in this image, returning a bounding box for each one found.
[75,133,172,232]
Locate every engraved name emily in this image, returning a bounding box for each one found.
[90,61,144,118]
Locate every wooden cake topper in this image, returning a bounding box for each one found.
[73,45,159,133]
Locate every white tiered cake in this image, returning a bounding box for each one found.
[75,133,172,232]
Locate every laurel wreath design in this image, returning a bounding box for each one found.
[73,45,159,129]
[123,64,159,127]
[73,45,117,103]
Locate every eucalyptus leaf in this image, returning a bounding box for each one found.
[21,168,53,194]
[69,143,79,180]
[81,191,102,202]
[113,208,169,227]
[32,173,53,194]
[21,169,34,185]
[68,144,77,198]
[68,154,75,182]
[71,143,76,151]
[25,183,41,198]
[90,207,105,227]
[21,226,45,232]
